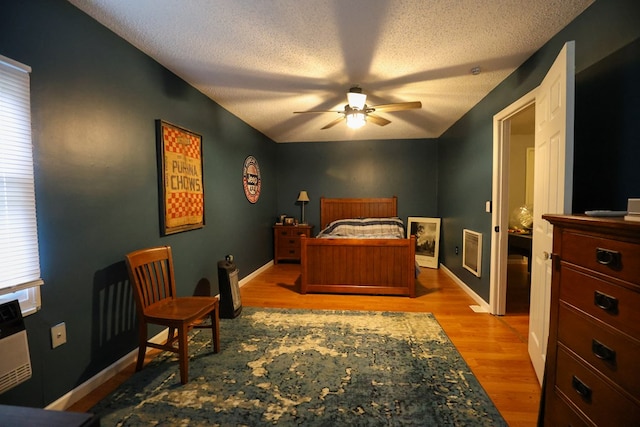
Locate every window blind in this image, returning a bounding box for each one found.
[0,54,43,297]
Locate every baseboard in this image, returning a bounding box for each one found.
[47,260,274,411]
[45,329,167,411]
[239,260,273,287]
[440,264,491,312]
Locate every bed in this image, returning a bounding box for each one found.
[300,197,417,297]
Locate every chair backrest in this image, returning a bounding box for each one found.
[125,246,177,315]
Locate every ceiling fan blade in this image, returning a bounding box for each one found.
[294,110,343,114]
[321,116,345,130]
[370,101,422,113]
[367,113,391,127]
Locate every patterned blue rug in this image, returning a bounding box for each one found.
[92,307,506,426]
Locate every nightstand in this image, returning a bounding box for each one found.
[273,224,313,264]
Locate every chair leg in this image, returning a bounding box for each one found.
[136,322,148,372]
[167,327,176,345]
[178,324,189,384]
[211,302,220,353]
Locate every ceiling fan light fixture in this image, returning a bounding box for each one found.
[347,90,367,110]
[346,111,366,129]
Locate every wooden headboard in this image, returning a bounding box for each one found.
[319,196,398,229]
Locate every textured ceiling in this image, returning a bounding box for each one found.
[68,0,593,143]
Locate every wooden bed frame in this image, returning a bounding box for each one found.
[300,197,416,297]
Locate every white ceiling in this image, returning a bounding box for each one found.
[68,0,593,143]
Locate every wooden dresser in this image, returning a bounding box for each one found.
[273,224,313,264]
[541,215,640,426]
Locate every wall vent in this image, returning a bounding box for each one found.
[462,229,482,277]
[0,300,32,394]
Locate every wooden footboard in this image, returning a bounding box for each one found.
[300,235,416,297]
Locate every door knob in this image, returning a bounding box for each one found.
[543,251,551,260]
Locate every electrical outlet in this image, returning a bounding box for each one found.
[51,322,67,349]
[455,246,459,255]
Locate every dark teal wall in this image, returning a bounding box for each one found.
[574,37,640,212]
[438,0,640,301]
[0,0,276,407]
[2,0,639,410]
[276,139,438,230]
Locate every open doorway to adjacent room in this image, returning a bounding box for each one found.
[505,104,535,315]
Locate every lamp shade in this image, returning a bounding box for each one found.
[297,191,310,202]
[347,91,367,110]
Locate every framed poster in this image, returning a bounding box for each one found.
[156,120,204,235]
[407,217,441,269]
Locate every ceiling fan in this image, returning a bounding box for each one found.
[294,87,422,130]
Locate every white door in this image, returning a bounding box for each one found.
[528,41,575,384]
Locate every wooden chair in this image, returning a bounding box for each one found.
[125,245,220,384]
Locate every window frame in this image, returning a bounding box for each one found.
[0,54,43,316]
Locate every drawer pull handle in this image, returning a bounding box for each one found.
[595,247,620,268]
[571,376,592,400]
[594,290,618,313]
[592,339,616,363]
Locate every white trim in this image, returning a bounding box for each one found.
[239,260,273,287]
[46,261,274,410]
[490,89,537,315]
[45,328,169,411]
[440,264,491,313]
[0,279,44,296]
[0,54,31,73]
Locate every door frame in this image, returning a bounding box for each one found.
[489,89,537,315]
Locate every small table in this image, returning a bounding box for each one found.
[273,224,314,264]
[508,232,532,272]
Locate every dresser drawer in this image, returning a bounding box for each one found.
[560,266,640,339]
[277,241,300,258]
[546,392,590,427]
[278,234,301,247]
[276,227,301,238]
[555,348,640,426]
[273,225,313,263]
[275,225,311,238]
[558,304,640,398]
[561,231,640,284]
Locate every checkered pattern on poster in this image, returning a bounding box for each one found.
[161,123,204,232]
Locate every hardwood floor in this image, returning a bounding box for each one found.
[69,264,540,426]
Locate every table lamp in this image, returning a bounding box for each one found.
[297,191,310,224]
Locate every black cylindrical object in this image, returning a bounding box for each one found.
[217,256,242,318]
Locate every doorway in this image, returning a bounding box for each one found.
[489,89,537,317]
[505,105,535,316]
[490,42,575,384]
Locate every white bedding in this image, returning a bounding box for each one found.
[315,217,420,276]
[316,217,405,239]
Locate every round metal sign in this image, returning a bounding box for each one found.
[242,155,261,203]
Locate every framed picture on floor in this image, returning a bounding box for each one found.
[407,217,441,269]
[156,120,205,235]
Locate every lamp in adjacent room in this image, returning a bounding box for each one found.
[297,191,310,224]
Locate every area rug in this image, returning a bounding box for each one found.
[92,307,506,426]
